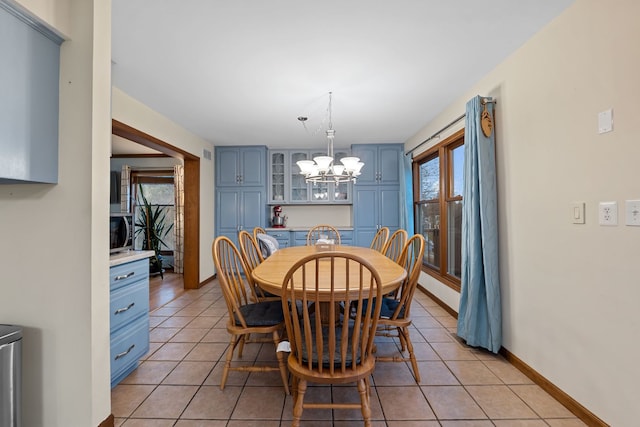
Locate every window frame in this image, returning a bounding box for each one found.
[412,128,464,292]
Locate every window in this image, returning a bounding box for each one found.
[131,171,176,254]
[413,129,464,291]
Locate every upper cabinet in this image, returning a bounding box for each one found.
[0,5,63,184]
[216,146,267,187]
[351,144,402,186]
[268,149,352,204]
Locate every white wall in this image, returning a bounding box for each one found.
[0,0,112,425]
[406,1,640,425]
[111,87,216,282]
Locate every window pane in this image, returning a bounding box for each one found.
[139,183,174,205]
[135,183,175,251]
[447,200,462,278]
[451,145,464,198]
[419,157,439,201]
[417,202,440,267]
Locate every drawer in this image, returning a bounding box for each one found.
[266,231,290,248]
[110,279,149,333]
[110,316,149,387]
[338,230,353,240]
[110,259,149,291]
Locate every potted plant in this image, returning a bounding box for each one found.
[134,184,174,278]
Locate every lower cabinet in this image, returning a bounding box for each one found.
[266,229,291,248]
[292,229,353,246]
[109,257,150,388]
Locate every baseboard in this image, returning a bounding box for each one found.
[199,273,216,287]
[98,414,114,427]
[415,285,608,427]
[499,348,608,427]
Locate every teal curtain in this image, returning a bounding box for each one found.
[399,154,414,234]
[457,95,501,353]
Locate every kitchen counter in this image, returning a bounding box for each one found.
[109,250,155,267]
[265,226,353,231]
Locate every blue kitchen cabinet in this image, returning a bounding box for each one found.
[351,143,403,247]
[351,144,402,186]
[109,257,150,388]
[216,146,267,187]
[266,229,291,248]
[215,146,268,247]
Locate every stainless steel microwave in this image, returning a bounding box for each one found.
[110,213,133,254]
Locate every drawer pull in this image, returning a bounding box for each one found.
[115,271,135,281]
[115,344,135,360]
[114,302,135,315]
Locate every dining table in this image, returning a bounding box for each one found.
[251,244,407,300]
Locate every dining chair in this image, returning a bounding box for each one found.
[375,233,425,383]
[369,226,389,252]
[306,224,341,245]
[252,226,266,242]
[237,230,278,301]
[211,236,290,394]
[281,251,383,426]
[382,229,408,264]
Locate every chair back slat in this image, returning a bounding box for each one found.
[252,226,266,243]
[370,227,389,252]
[282,252,382,376]
[382,229,408,264]
[306,224,341,245]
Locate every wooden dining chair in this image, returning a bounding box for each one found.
[281,251,383,426]
[382,229,408,264]
[237,230,278,301]
[306,224,341,245]
[211,236,290,394]
[375,234,425,383]
[252,226,266,243]
[369,226,389,252]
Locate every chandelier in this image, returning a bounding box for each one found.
[296,92,364,184]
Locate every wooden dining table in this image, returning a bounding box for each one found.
[251,245,407,299]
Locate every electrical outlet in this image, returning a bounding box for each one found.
[599,202,618,226]
[626,200,640,226]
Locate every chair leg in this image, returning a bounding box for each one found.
[402,326,421,383]
[220,335,239,390]
[357,378,372,427]
[238,334,246,358]
[273,330,290,395]
[291,379,307,427]
[398,326,407,352]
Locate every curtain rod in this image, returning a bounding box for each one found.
[405,97,496,156]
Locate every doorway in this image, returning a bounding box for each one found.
[112,119,201,289]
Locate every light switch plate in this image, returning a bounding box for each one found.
[599,201,618,226]
[598,108,613,134]
[570,202,585,224]
[625,200,640,226]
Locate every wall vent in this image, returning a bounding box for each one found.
[203,149,212,160]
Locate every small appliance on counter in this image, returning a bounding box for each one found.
[271,205,287,228]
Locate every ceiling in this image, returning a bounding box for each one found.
[111,0,574,154]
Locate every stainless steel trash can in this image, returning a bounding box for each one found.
[0,325,21,427]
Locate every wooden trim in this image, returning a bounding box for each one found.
[112,119,200,291]
[97,413,114,427]
[415,285,608,427]
[416,284,458,318]
[183,156,200,289]
[200,273,216,287]
[111,153,169,158]
[499,348,609,427]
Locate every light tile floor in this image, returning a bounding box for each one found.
[112,281,588,426]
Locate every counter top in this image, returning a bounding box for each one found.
[265,226,353,232]
[109,250,155,267]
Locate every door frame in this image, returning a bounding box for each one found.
[112,119,201,289]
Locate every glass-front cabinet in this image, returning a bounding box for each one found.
[268,149,352,204]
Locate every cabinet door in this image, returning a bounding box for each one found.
[378,145,401,185]
[215,148,241,187]
[216,189,241,245]
[290,151,310,202]
[353,187,379,246]
[240,146,267,186]
[269,151,287,203]
[379,186,401,230]
[240,188,266,231]
[351,145,377,185]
